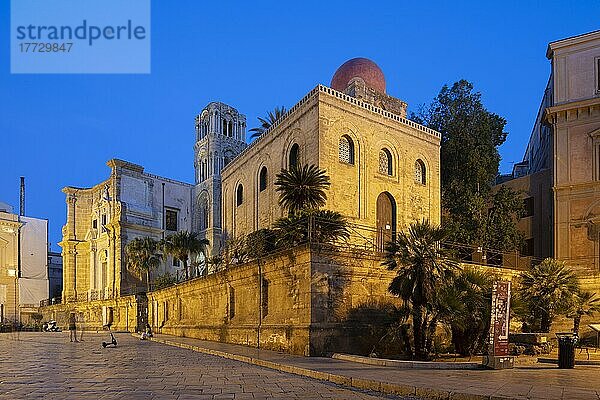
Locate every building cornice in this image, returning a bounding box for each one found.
[546,30,600,59]
[222,84,441,176]
[545,97,600,124]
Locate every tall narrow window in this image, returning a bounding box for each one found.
[165,209,178,231]
[339,135,355,164]
[415,160,426,185]
[596,143,600,181]
[596,57,600,92]
[259,167,268,192]
[236,184,244,206]
[379,149,392,175]
[289,143,299,169]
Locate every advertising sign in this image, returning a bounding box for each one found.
[489,280,511,356]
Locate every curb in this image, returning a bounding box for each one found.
[537,357,600,366]
[144,335,517,400]
[332,353,484,370]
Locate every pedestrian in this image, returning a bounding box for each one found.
[68,312,79,342]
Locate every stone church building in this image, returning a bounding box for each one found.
[60,58,441,303]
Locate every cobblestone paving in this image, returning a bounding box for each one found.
[0,333,410,399]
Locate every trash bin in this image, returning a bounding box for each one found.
[556,332,578,369]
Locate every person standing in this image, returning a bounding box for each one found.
[68,312,78,342]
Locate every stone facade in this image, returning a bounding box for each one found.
[546,31,600,274]
[221,84,441,248]
[496,30,600,276]
[0,205,49,323]
[0,212,20,323]
[146,246,518,356]
[194,102,247,255]
[60,159,193,303]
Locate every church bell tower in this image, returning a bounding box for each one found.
[193,102,247,255]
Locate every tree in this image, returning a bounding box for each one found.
[568,291,600,335]
[383,219,459,360]
[249,106,287,139]
[275,164,330,214]
[125,237,162,292]
[162,231,209,281]
[437,268,493,356]
[519,258,579,332]
[273,209,349,247]
[412,80,523,252]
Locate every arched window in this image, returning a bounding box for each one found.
[236,184,244,206]
[259,167,268,192]
[289,143,299,169]
[339,135,354,164]
[415,159,426,185]
[379,149,392,175]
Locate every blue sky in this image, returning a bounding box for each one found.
[1,0,599,251]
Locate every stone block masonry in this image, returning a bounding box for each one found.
[147,245,403,356]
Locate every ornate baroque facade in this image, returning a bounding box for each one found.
[60,159,193,303]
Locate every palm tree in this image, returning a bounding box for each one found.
[249,106,287,139]
[274,209,349,246]
[437,268,493,356]
[125,237,162,292]
[162,231,209,280]
[275,164,330,214]
[520,258,579,332]
[382,219,458,360]
[568,291,600,335]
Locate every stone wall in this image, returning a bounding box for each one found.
[39,295,140,332]
[146,246,523,356]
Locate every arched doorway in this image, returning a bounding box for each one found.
[376,192,396,251]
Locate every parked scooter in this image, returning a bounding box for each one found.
[42,320,61,332]
[101,324,117,348]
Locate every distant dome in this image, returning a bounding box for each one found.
[331,58,386,93]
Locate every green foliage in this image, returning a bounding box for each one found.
[221,236,249,266]
[162,231,209,280]
[412,80,523,252]
[517,258,579,332]
[125,237,162,292]
[275,164,330,214]
[249,106,287,138]
[153,272,177,290]
[383,219,459,360]
[245,228,278,258]
[273,209,349,247]
[568,291,600,334]
[437,268,494,355]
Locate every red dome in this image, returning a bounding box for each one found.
[330,58,386,93]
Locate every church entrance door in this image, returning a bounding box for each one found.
[376,192,396,252]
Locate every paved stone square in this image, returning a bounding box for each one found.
[0,333,406,399]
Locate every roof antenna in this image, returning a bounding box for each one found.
[20,176,25,216]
